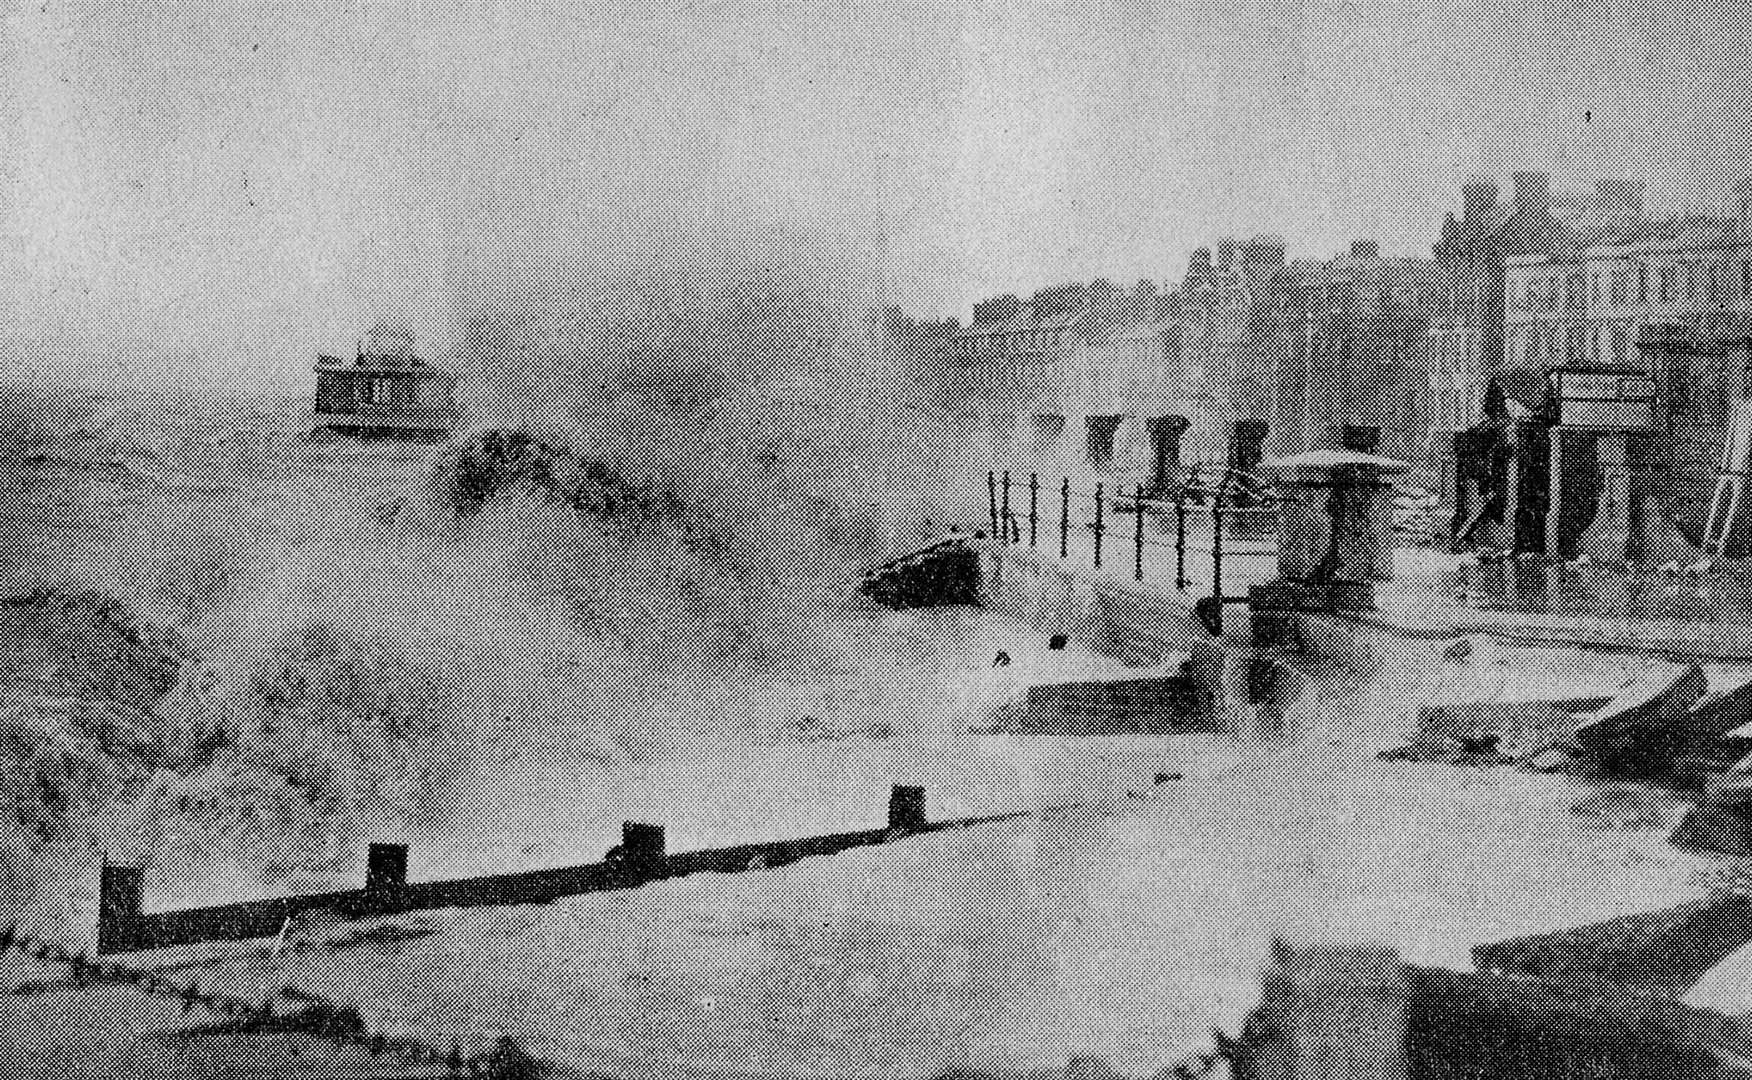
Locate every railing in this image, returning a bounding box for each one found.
[986,467,1279,600]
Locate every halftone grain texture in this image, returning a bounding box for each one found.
[8,1,1752,1078]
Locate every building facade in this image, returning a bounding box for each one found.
[1506,209,1752,506]
[1266,242,1439,462]
[1424,173,1573,457]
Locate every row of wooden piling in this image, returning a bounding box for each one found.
[100,785,1030,955]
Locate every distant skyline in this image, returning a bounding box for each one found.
[4,0,1752,392]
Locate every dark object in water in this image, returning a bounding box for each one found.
[993,651,1012,667]
[1049,633,1069,650]
[860,537,983,608]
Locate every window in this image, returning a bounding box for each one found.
[1686,262,1699,304]
[1638,263,1648,305]
[1659,265,1675,305]
[1710,262,1725,307]
[1610,269,1626,307]
[1592,274,1601,307]
[1611,324,1628,366]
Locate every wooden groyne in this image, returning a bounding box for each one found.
[98,785,1028,955]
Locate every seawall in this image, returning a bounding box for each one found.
[978,540,1229,733]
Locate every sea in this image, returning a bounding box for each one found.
[0,388,1740,1078]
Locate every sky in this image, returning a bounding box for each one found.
[2,0,1752,392]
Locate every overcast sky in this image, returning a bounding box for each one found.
[3,0,1751,392]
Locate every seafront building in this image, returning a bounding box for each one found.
[949,169,1752,561]
[952,235,1444,487]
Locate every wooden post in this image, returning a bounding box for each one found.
[1134,485,1145,582]
[1029,473,1039,548]
[1093,483,1104,569]
[98,858,143,956]
[987,471,999,539]
[366,843,408,891]
[1060,476,1070,559]
[888,785,927,832]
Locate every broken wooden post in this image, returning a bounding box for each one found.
[604,822,666,885]
[366,843,409,892]
[888,785,926,832]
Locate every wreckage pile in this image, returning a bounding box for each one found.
[1382,642,1752,856]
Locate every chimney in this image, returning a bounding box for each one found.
[1187,247,1213,283]
[1513,171,1552,219]
[1462,179,1500,225]
[1595,177,1645,221]
[1350,240,1380,260]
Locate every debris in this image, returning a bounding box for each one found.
[1572,664,1708,776]
[1672,774,1752,857]
[1472,895,1752,996]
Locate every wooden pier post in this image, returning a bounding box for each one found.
[1134,485,1145,582]
[366,843,409,892]
[1001,471,1012,544]
[888,785,927,832]
[98,858,144,956]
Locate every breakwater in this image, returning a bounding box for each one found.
[97,785,1027,955]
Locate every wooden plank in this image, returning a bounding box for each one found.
[1472,896,1752,996]
[1573,664,1708,752]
